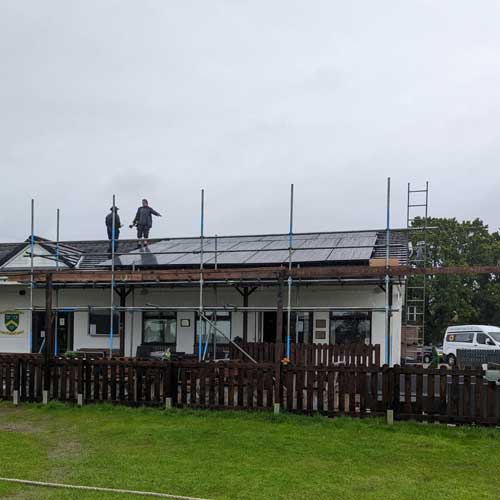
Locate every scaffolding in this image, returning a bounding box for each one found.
[15,180,405,364]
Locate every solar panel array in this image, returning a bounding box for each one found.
[102,232,378,268]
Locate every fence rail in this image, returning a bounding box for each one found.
[0,355,498,425]
[228,342,381,366]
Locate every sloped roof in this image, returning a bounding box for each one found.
[0,229,409,271]
[0,236,84,270]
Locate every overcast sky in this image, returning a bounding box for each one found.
[1,1,499,242]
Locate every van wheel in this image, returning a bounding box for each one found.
[423,354,431,364]
[447,354,456,366]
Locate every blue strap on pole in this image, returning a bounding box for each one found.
[202,320,209,359]
[109,309,114,355]
[198,318,202,360]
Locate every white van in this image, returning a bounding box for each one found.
[443,325,500,365]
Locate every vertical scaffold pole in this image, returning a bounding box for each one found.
[385,178,391,365]
[54,208,60,356]
[109,194,116,359]
[29,199,35,353]
[214,234,218,270]
[286,184,294,359]
[198,189,205,361]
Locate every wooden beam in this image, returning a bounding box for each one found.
[4,264,500,285]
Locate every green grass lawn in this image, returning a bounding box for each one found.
[0,403,500,499]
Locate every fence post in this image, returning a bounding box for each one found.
[12,358,20,406]
[374,344,381,367]
[77,358,84,406]
[386,408,394,425]
[274,361,281,410]
[385,364,396,424]
[165,364,173,409]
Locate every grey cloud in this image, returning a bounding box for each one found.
[1,0,499,242]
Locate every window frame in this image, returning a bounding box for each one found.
[329,312,372,345]
[88,310,120,337]
[141,311,178,346]
[194,312,232,348]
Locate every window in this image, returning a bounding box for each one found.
[195,312,231,346]
[330,312,371,345]
[407,306,417,323]
[489,332,500,343]
[89,311,119,336]
[295,312,313,344]
[476,333,488,345]
[142,312,177,345]
[446,332,474,343]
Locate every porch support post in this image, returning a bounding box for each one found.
[118,289,126,358]
[236,286,258,343]
[44,273,53,402]
[117,287,131,358]
[242,287,249,342]
[276,272,284,357]
[44,274,54,361]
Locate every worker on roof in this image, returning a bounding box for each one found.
[105,206,122,252]
[130,199,161,247]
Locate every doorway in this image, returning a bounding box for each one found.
[31,311,74,354]
[262,311,313,344]
[263,312,277,343]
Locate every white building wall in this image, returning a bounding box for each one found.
[0,286,32,353]
[0,282,404,364]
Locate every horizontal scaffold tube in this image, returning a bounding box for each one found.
[12,305,400,313]
[7,278,405,287]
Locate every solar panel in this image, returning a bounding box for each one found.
[97,231,386,268]
[328,234,377,261]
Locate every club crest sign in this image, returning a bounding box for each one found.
[0,311,24,335]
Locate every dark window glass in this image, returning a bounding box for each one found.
[294,312,313,344]
[142,312,177,345]
[330,312,371,345]
[476,333,487,345]
[89,311,119,336]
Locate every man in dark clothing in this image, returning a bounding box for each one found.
[105,207,122,251]
[130,199,161,247]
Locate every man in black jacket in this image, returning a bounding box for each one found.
[105,206,122,252]
[130,199,161,247]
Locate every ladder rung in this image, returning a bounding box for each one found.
[409,189,428,193]
[408,204,427,208]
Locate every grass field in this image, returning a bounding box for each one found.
[1,403,500,499]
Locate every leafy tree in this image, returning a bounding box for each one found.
[410,218,500,344]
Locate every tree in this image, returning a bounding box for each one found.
[410,218,500,344]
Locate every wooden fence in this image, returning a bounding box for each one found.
[228,342,381,366]
[1,356,498,425]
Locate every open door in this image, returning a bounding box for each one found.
[31,311,47,353]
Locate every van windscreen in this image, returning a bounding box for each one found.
[489,332,500,343]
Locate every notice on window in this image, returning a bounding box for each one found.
[89,323,97,335]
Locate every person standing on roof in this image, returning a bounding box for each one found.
[130,199,161,247]
[105,206,122,252]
